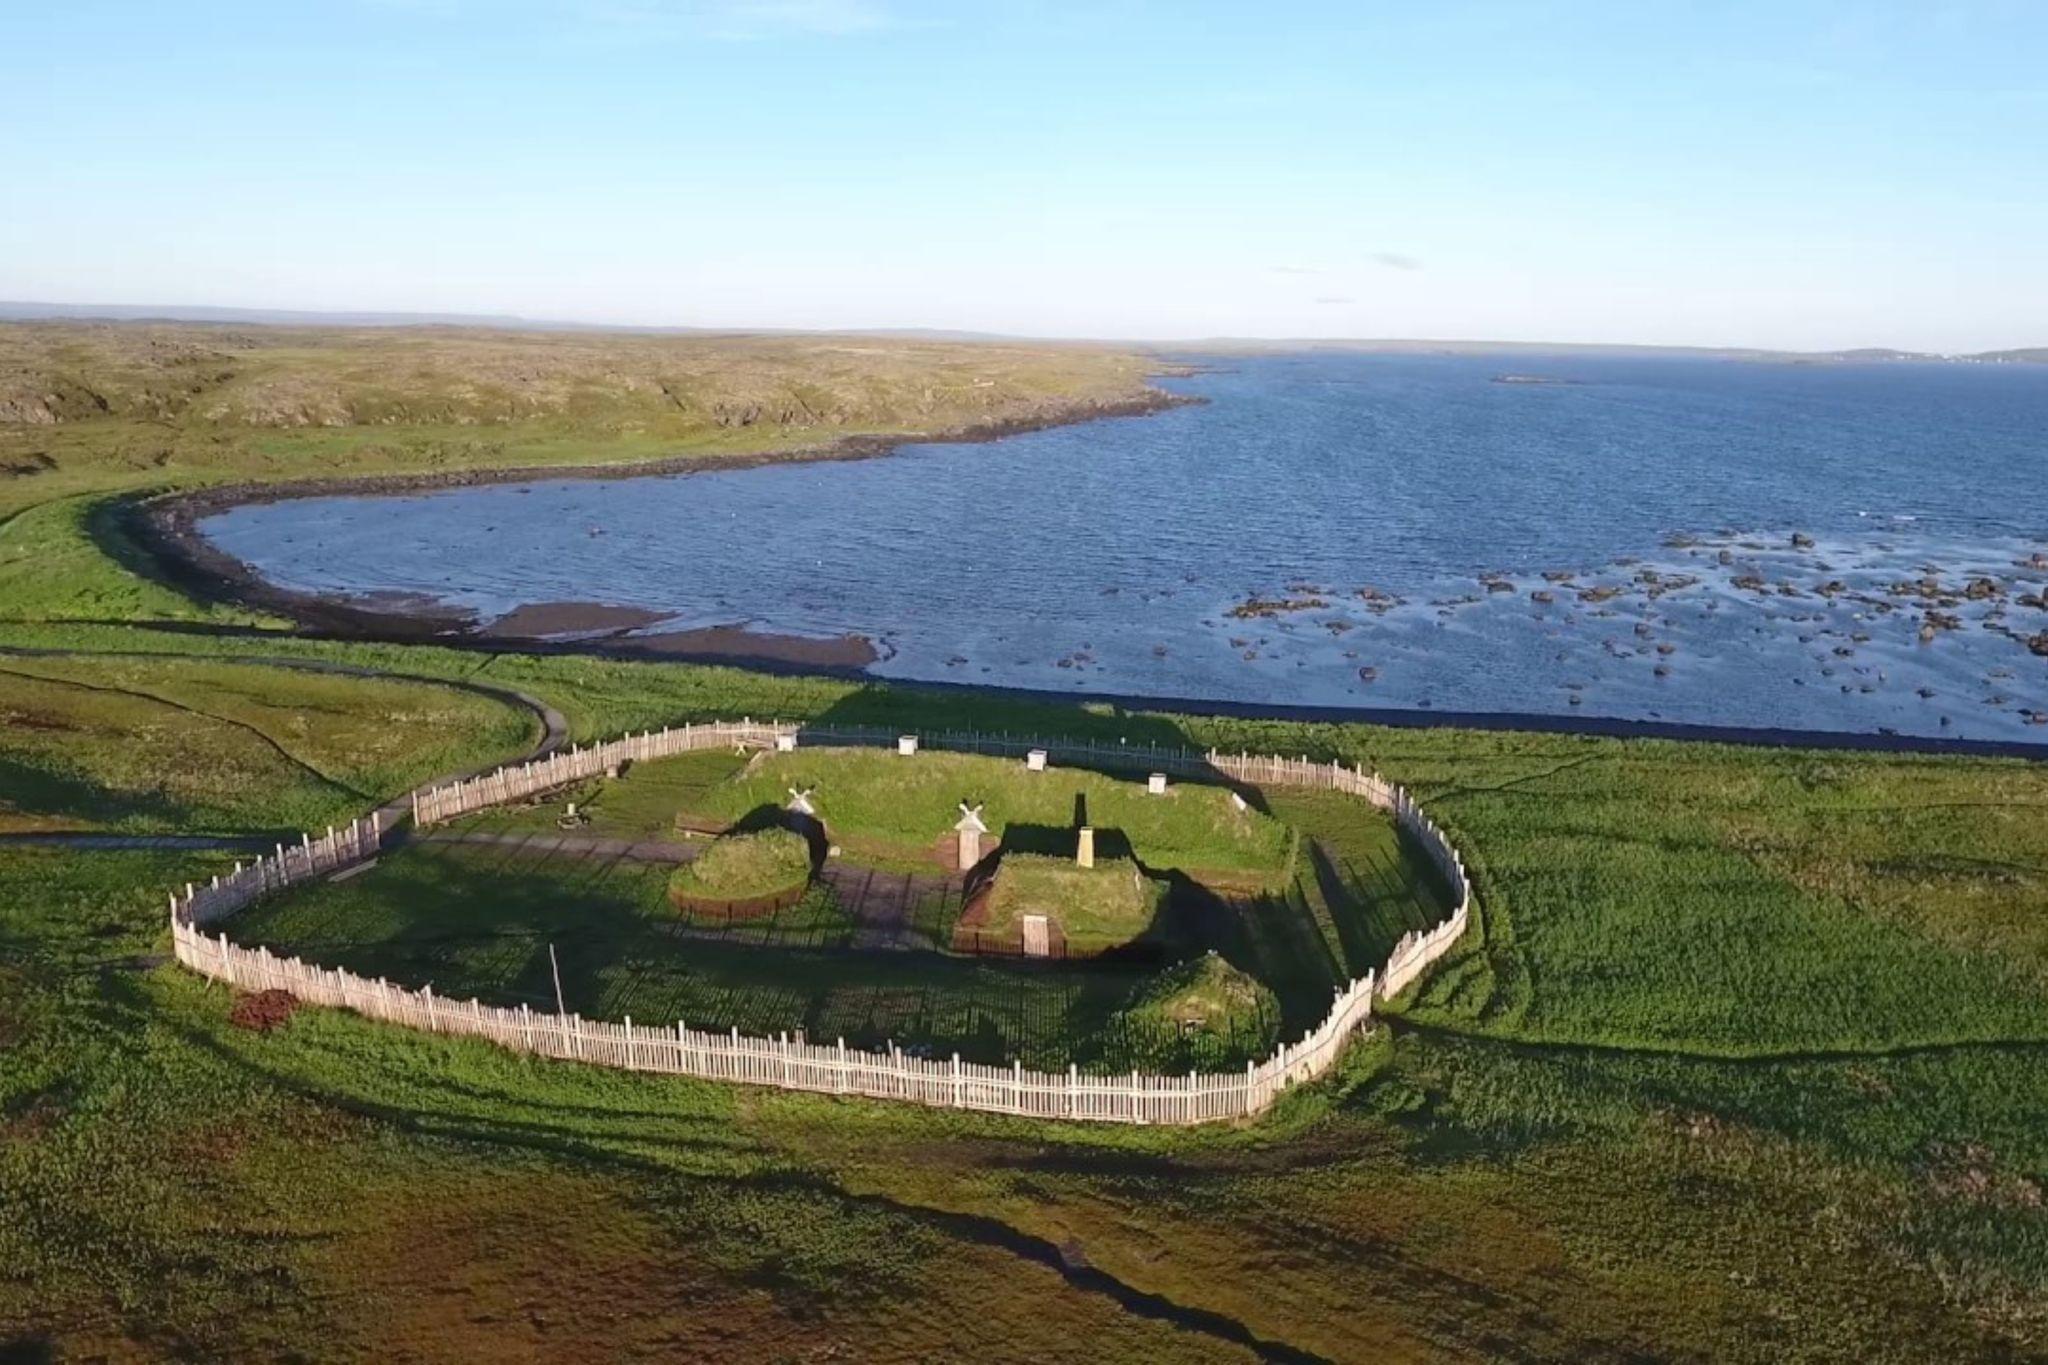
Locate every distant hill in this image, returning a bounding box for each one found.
[0,300,570,329]
[1,302,2040,361]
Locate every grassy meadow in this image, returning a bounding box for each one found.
[0,654,535,834]
[4,635,2045,1360]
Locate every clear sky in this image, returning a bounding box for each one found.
[3,1,2043,350]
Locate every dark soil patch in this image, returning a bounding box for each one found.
[1,1093,68,1145]
[229,988,300,1033]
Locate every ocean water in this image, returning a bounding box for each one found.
[201,352,2048,741]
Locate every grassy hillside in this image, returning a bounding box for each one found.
[0,654,535,833]
[3,638,2045,1359]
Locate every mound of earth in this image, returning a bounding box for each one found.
[1115,952,1281,1067]
[229,988,300,1033]
[975,853,1166,955]
[668,827,812,907]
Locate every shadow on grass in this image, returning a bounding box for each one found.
[143,971,1330,1363]
[805,689,1204,757]
[0,753,188,830]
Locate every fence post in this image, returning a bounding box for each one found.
[952,1053,963,1107]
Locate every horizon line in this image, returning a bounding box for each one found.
[0,298,2040,361]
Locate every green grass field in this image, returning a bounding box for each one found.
[449,747,753,839]
[206,733,1444,1071]
[695,746,1296,879]
[3,639,2045,1359]
[0,654,535,833]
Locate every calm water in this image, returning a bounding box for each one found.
[204,353,2048,740]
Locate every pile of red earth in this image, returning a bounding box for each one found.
[228,988,299,1033]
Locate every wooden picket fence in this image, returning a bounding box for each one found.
[172,720,1474,1125]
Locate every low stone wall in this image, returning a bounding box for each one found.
[171,720,1475,1125]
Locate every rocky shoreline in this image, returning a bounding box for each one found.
[129,386,1197,657]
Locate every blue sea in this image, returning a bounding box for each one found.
[201,352,2048,741]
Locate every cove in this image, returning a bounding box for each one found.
[198,352,2048,743]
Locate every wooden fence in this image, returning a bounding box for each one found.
[171,720,1474,1125]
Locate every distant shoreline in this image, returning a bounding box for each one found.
[6,308,2043,365]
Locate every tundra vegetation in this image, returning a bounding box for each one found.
[1,324,2045,1361]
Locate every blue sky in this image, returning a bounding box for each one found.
[3,1,2043,348]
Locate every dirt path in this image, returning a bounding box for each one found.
[421,828,704,864]
[817,863,953,950]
